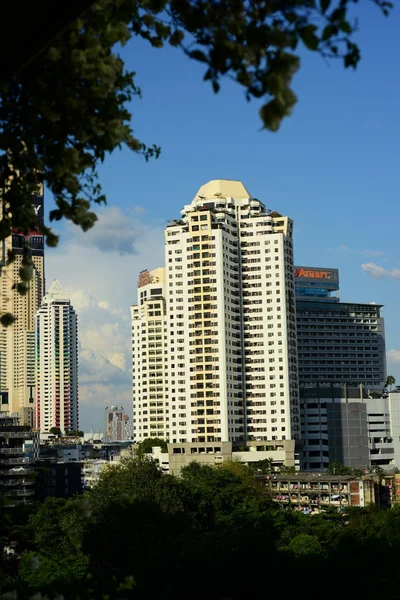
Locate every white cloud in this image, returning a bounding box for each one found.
[46,205,165,431]
[68,205,148,255]
[67,289,96,313]
[78,348,132,431]
[387,350,400,365]
[361,262,400,280]
[329,245,384,258]
[133,205,146,215]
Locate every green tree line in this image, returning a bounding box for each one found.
[2,457,400,599]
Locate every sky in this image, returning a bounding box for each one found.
[46,2,400,433]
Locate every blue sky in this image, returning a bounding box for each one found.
[47,2,400,431]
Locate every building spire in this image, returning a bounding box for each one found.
[47,279,64,297]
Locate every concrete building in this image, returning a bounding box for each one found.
[366,391,400,469]
[300,384,400,471]
[34,461,83,500]
[0,191,45,426]
[295,265,388,470]
[131,267,168,441]
[132,179,300,447]
[137,439,297,476]
[297,300,386,388]
[295,266,386,388]
[35,280,79,433]
[264,473,383,512]
[166,439,297,475]
[294,265,339,303]
[300,383,370,470]
[105,405,131,442]
[0,411,39,506]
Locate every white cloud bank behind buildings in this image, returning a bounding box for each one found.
[46,205,165,432]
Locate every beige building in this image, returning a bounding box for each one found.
[131,267,168,441]
[167,440,296,476]
[132,179,300,446]
[0,191,45,425]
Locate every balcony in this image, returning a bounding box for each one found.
[0,447,25,454]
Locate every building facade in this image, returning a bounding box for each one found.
[0,411,39,506]
[131,267,168,441]
[104,405,131,442]
[294,265,339,303]
[265,473,383,512]
[35,280,79,433]
[300,382,370,470]
[0,191,45,425]
[300,383,400,471]
[295,265,386,388]
[132,179,300,445]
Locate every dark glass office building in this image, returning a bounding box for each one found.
[295,266,386,388]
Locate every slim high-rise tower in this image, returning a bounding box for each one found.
[36,280,79,433]
[0,191,45,425]
[132,180,300,445]
[131,268,168,441]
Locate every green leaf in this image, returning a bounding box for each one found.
[46,232,59,248]
[19,265,33,282]
[16,282,29,295]
[189,49,208,63]
[320,0,331,12]
[169,30,184,47]
[339,20,352,34]
[1,313,16,327]
[299,25,319,51]
[322,24,336,41]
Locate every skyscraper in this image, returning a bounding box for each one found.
[132,179,300,445]
[294,265,387,470]
[0,190,45,425]
[105,405,131,442]
[35,280,78,433]
[131,267,168,441]
[295,266,386,387]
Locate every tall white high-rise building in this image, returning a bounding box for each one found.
[35,279,79,433]
[131,268,168,441]
[0,191,45,425]
[131,180,300,445]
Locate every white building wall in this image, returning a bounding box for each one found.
[132,180,299,446]
[36,281,78,433]
[132,269,168,442]
[389,392,400,467]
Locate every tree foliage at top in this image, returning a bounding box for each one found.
[0,0,393,260]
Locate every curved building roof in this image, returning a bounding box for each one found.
[193,179,251,202]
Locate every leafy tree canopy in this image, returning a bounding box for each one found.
[67,430,84,437]
[4,458,400,599]
[48,427,62,437]
[137,437,168,455]
[0,0,393,272]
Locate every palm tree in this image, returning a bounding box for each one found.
[387,375,396,392]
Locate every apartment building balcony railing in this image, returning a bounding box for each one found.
[8,488,35,497]
[1,457,32,466]
[0,474,35,485]
[0,467,31,476]
[0,447,27,455]
[0,431,34,439]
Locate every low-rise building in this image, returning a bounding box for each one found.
[263,473,383,512]
[142,440,298,476]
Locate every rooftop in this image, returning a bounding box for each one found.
[193,179,251,202]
